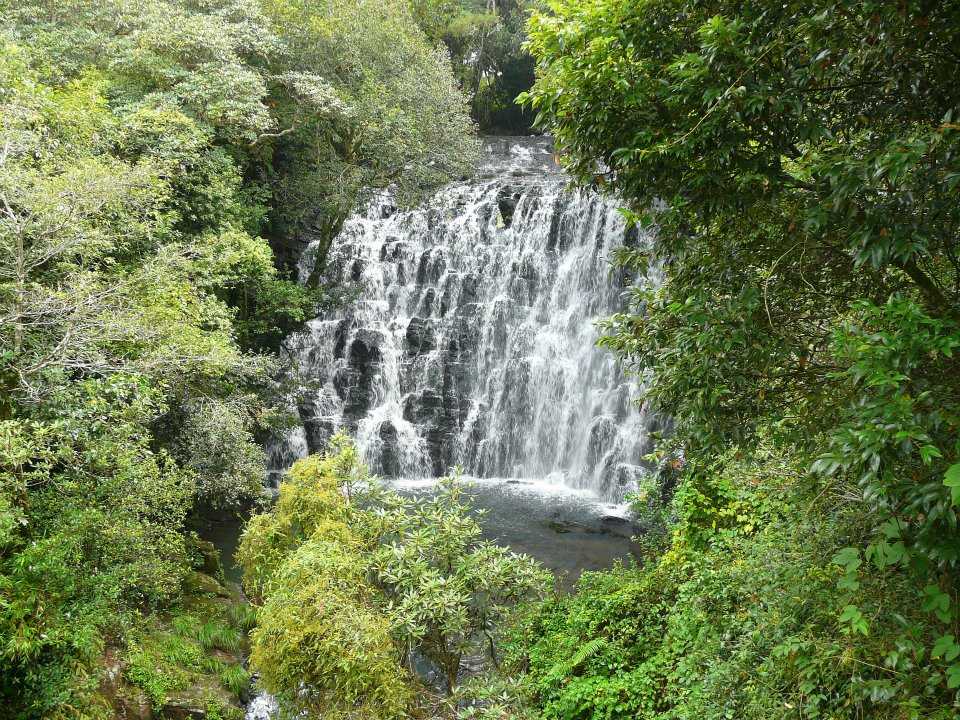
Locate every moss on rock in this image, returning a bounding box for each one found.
[94,578,252,719]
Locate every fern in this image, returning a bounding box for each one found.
[545,636,608,684]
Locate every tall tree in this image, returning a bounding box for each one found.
[0,0,479,714]
[513,1,960,717]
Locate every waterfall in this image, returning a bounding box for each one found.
[268,137,663,501]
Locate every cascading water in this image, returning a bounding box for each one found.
[267,137,663,502]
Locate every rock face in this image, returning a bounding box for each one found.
[269,137,664,501]
[161,680,242,719]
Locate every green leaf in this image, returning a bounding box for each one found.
[933,634,960,662]
[838,605,869,636]
[948,664,960,689]
[923,585,952,623]
[945,463,960,507]
[831,547,860,571]
[920,445,943,465]
[879,519,902,539]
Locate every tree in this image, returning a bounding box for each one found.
[0,0,481,713]
[249,538,413,720]
[412,0,538,133]
[0,36,271,715]
[368,477,552,691]
[256,0,480,271]
[524,0,960,572]
[517,0,960,716]
[0,378,195,716]
[238,436,550,716]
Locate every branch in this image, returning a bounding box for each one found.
[900,256,960,321]
[249,125,297,147]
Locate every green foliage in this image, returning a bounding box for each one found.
[411,0,537,133]
[239,436,413,718]
[504,448,960,719]
[239,436,550,717]
[453,674,537,720]
[218,662,253,700]
[0,381,192,705]
[226,601,258,634]
[172,399,267,510]
[813,298,960,566]
[123,602,251,712]
[0,0,479,714]
[237,434,365,601]
[254,0,479,265]
[514,1,960,717]
[205,697,246,720]
[252,537,412,720]
[368,476,553,690]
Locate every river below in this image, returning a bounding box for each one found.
[395,476,639,587]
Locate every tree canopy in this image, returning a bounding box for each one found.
[0,0,476,714]
[413,0,539,133]
[510,1,960,717]
[238,436,550,718]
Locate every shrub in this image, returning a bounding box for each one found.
[505,446,960,719]
[240,435,551,717]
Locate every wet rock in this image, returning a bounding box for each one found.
[546,199,563,251]
[302,417,335,454]
[328,320,348,359]
[546,519,607,535]
[334,329,383,421]
[350,258,364,281]
[348,329,382,367]
[115,692,153,720]
[98,649,154,720]
[459,272,479,305]
[497,185,522,228]
[600,515,640,539]
[585,417,617,470]
[420,287,436,314]
[377,421,400,477]
[187,537,223,580]
[161,682,241,719]
[416,249,445,285]
[405,317,435,355]
[182,571,231,599]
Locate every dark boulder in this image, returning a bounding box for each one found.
[497,185,522,228]
[405,317,436,355]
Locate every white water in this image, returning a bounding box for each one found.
[267,137,662,502]
[244,693,278,720]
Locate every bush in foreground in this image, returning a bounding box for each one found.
[238,435,550,718]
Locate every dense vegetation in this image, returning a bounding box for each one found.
[505,1,960,718]
[237,435,550,718]
[413,0,538,134]
[10,0,960,718]
[0,1,474,716]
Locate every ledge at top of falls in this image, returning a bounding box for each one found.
[477,135,562,178]
[268,135,665,503]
